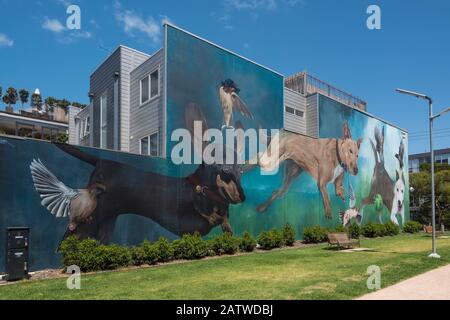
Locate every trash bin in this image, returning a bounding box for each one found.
[5,227,30,281]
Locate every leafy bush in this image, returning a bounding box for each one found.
[210,232,240,255]
[257,229,284,250]
[334,225,347,233]
[282,223,296,246]
[95,244,131,270]
[141,240,159,265]
[239,231,257,252]
[375,223,387,237]
[361,222,378,238]
[130,245,146,266]
[384,221,400,236]
[302,226,329,243]
[172,232,208,260]
[403,221,422,233]
[348,222,361,239]
[59,236,131,271]
[154,237,174,262]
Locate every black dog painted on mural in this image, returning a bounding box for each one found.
[29,104,247,244]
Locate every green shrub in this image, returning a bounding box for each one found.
[96,244,131,270]
[384,221,400,236]
[257,229,284,250]
[142,240,159,265]
[154,237,174,262]
[59,237,131,271]
[239,231,257,252]
[348,222,361,239]
[210,232,240,255]
[282,223,296,246]
[361,222,378,238]
[172,232,208,260]
[302,226,329,243]
[130,245,146,266]
[334,225,347,233]
[375,223,387,237]
[403,221,422,233]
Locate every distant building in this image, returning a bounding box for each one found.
[408,148,450,172]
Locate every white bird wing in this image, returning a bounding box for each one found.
[231,92,253,119]
[29,158,78,218]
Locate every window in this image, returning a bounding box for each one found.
[140,68,159,105]
[100,93,107,149]
[140,136,149,155]
[150,69,159,98]
[285,106,295,114]
[295,110,304,117]
[150,132,158,156]
[140,76,149,104]
[84,116,90,137]
[139,132,159,156]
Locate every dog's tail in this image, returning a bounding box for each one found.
[369,139,379,164]
[54,143,99,166]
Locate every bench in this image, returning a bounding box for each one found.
[424,225,444,235]
[328,233,360,250]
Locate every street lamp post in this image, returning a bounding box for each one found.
[396,88,450,259]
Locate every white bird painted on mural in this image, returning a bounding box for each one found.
[219,79,253,129]
[29,159,105,231]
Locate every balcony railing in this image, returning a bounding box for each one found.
[285,71,367,111]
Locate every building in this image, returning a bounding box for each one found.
[74,23,370,158]
[0,23,410,271]
[408,148,450,172]
[0,107,68,142]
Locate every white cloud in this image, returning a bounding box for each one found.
[42,18,65,33]
[56,0,71,7]
[114,1,168,45]
[227,0,304,11]
[0,33,13,47]
[90,19,100,29]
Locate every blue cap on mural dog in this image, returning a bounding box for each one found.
[221,78,240,93]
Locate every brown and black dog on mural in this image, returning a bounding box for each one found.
[256,122,362,219]
[29,104,248,245]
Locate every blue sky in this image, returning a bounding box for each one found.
[0,0,449,154]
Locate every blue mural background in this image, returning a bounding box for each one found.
[165,25,284,158]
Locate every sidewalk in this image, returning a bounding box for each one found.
[357,264,450,300]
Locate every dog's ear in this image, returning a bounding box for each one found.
[357,138,362,148]
[343,122,352,139]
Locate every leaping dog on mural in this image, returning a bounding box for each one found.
[360,126,405,225]
[256,122,362,219]
[29,104,247,244]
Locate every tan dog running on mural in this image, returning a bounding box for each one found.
[256,123,361,219]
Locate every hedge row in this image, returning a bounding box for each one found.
[59,224,297,272]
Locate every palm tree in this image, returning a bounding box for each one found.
[56,98,70,114]
[19,89,29,108]
[31,93,43,111]
[2,87,18,112]
[44,96,57,113]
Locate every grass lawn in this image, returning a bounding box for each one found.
[1,233,449,299]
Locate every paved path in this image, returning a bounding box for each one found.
[357,264,450,300]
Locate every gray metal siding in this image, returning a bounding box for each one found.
[119,47,149,152]
[283,88,306,135]
[90,48,121,149]
[68,106,80,145]
[89,46,149,151]
[306,93,319,138]
[129,49,164,156]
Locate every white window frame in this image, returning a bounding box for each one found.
[139,131,159,156]
[100,92,107,149]
[139,66,160,106]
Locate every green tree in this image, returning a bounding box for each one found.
[2,87,18,110]
[71,101,87,109]
[44,96,57,113]
[56,99,70,113]
[31,93,43,111]
[18,89,29,108]
[410,165,450,227]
